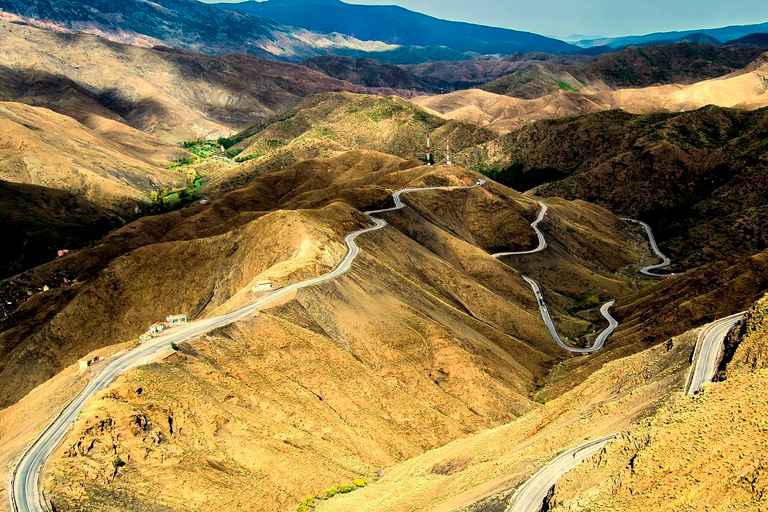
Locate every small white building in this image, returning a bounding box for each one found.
[149,322,166,334]
[166,314,187,325]
[255,280,272,291]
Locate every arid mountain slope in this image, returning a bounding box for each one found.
[0,101,184,205]
[313,322,700,512]
[404,53,592,89]
[211,92,497,192]
[0,181,119,281]
[219,0,577,56]
[481,43,768,99]
[0,0,399,62]
[0,98,188,276]
[459,106,768,270]
[0,21,388,141]
[412,52,768,133]
[302,56,452,94]
[0,151,543,407]
[547,294,768,512]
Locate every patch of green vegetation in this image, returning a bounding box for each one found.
[555,80,580,93]
[234,152,265,163]
[265,139,285,149]
[574,75,587,86]
[149,170,206,212]
[224,147,243,158]
[569,292,614,313]
[317,126,336,138]
[296,497,315,512]
[170,342,179,351]
[477,163,569,191]
[182,139,220,158]
[325,484,356,499]
[217,135,247,149]
[412,108,432,124]
[296,479,367,510]
[636,47,653,63]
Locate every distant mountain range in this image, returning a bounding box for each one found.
[577,21,768,48]
[215,0,578,55]
[0,0,765,65]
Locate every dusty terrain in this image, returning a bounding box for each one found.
[547,294,768,512]
[480,43,768,99]
[0,150,664,512]
[313,324,700,512]
[457,105,768,270]
[210,92,496,192]
[0,22,395,141]
[411,52,768,133]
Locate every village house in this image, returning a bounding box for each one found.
[166,314,187,324]
[149,321,166,333]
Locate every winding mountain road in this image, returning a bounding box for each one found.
[686,312,745,395]
[10,178,486,512]
[624,219,675,276]
[522,276,617,353]
[492,201,617,353]
[492,202,548,256]
[504,311,745,512]
[505,434,617,512]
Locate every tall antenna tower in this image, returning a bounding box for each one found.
[446,143,452,165]
[426,133,432,166]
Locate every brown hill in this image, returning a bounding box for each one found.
[404,53,593,89]
[0,99,188,276]
[302,56,452,94]
[458,106,768,270]
[480,43,768,99]
[0,21,387,141]
[412,52,768,133]
[209,92,497,193]
[547,294,768,512]
[0,181,119,280]
[0,101,184,205]
[0,149,659,512]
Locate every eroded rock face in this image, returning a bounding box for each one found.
[720,294,768,378]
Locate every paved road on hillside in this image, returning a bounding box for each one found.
[11,178,486,512]
[686,312,745,395]
[522,276,617,353]
[504,434,617,512]
[491,201,617,353]
[492,202,548,256]
[624,219,675,276]
[504,311,745,512]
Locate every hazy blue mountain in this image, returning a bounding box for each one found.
[577,21,768,48]
[216,0,578,55]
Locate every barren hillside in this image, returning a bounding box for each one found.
[412,52,768,133]
[0,149,663,511]
[210,92,497,193]
[456,105,768,271]
[547,294,768,512]
[0,22,385,141]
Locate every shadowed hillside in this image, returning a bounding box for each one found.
[458,106,768,270]
[0,21,399,141]
[211,92,497,192]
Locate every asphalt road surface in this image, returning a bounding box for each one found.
[504,434,617,512]
[504,311,745,512]
[11,178,485,512]
[493,202,548,256]
[624,219,675,276]
[686,312,745,395]
[522,276,617,354]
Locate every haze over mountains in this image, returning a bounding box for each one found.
[1,2,768,512]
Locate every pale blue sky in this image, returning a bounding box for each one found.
[210,0,768,39]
